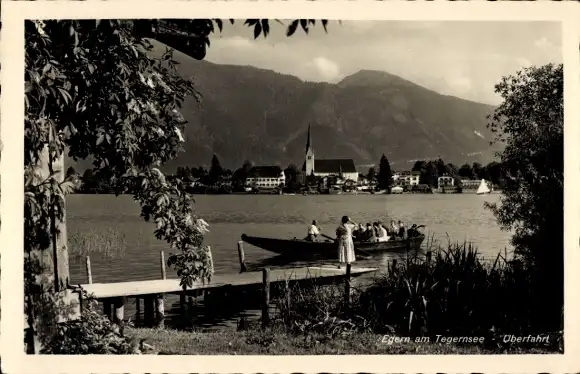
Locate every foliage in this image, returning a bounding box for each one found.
[24,17,331,352]
[485,63,564,331]
[366,167,376,183]
[377,154,393,190]
[273,242,561,352]
[283,163,301,192]
[274,279,370,338]
[206,154,224,186]
[41,291,134,354]
[24,19,193,349]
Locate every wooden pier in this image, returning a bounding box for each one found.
[80,262,378,329]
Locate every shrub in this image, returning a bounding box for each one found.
[41,291,134,354]
[274,278,371,337]
[275,241,550,345]
[68,227,128,261]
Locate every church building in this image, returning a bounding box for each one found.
[300,124,359,185]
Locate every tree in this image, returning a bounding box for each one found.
[176,166,193,184]
[484,161,503,187]
[412,160,426,172]
[24,18,330,352]
[445,163,462,187]
[458,163,473,179]
[207,154,224,185]
[366,167,376,183]
[65,166,76,177]
[377,154,393,190]
[472,162,484,179]
[419,161,438,187]
[284,164,299,185]
[485,63,563,332]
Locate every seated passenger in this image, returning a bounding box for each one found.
[305,220,320,241]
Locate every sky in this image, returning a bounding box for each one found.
[203,20,562,105]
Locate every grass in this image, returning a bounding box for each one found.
[121,240,560,355]
[68,227,127,261]
[126,326,550,355]
[272,241,563,353]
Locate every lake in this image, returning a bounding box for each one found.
[67,193,512,285]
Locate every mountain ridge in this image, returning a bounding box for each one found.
[67,41,502,173]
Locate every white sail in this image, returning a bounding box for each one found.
[476,179,491,195]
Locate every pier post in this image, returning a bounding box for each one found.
[391,259,398,274]
[103,299,112,319]
[143,296,155,327]
[179,292,187,328]
[261,268,271,328]
[160,250,167,280]
[85,256,93,284]
[113,297,125,334]
[237,241,247,273]
[426,251,432,264]
[344,263,352,310]
[135,297,141,322]
[208,248,214,279]
[155,294,165,329]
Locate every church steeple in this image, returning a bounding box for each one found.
[305,123,312,153]
[305,124,315,178]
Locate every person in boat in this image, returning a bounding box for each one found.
[361,222,374,242]
[375,221,390,242]
[390,220,399,238]
[407,224,419,238]
[336,216,356,268]
[352,223,361,241]
[305,220,321,242]
[355,223,366,241]
[398,220,406,239]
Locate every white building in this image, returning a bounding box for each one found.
[300,124,358,184]
[246,166,286,189]
[393,171,420,186]
[461,179,480,189]
[438,175,455,188]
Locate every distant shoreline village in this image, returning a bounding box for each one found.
[71,124,501,196]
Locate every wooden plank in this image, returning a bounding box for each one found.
[80,266,378,299]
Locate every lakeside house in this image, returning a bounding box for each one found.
[393,170,420,186]
[246,166,286,190]
[461,179,481,190]
[299,124,359,185]
[438,175,455,189]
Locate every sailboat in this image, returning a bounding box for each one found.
[476,179,491,195]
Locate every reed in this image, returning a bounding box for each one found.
[274,241,559,351]
[68,227,128,261]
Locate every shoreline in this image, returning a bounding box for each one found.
[125,327,558,355]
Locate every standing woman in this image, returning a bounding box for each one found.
[336,215,356,268]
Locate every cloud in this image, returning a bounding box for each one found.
[534,37,551,49]
[516,57,533,68]
[204,21,561,105]
[219,36,254,50]
[305,57,341,82]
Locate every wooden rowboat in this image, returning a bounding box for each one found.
[240,233,425,259]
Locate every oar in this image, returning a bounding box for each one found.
[322,233,373,257]
[321,233,336,242]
